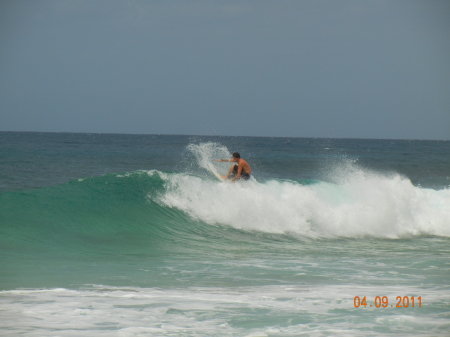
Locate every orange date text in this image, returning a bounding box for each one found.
[353,296,422,308]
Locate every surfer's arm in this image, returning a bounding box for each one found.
[215,159,230,162]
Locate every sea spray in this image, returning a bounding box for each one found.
[187,142,232,173]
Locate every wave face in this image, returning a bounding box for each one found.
[2,157,448,259]
[1,143,449,256]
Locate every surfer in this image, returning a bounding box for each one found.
[216,152,251,181]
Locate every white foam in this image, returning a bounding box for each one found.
[154,143,450,238]
[1,284,448,336]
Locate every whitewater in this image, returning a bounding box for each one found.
[0,132,449,336]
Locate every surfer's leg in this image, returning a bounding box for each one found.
[224,165,238,179]
[241,172,250,180]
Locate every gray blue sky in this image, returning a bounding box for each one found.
[1,0,449,140]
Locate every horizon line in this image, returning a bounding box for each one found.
[0,130,448,142]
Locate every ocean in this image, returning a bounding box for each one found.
[1,131,449,336]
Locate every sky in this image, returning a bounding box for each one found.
[0,0,449,140]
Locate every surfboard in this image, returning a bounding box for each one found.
[207,162,226,182]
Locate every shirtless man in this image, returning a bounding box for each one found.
[215,152,252,181]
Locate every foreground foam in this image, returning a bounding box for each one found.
[1,284,448,336]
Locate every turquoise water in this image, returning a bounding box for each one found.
[1,132,449,336]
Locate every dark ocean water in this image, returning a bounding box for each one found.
[1,132,449,336]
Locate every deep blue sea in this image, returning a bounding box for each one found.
[1,132,449,336]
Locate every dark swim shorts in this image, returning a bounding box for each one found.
[232,165,251,180]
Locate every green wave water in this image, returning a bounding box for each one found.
[2,168,449,291]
